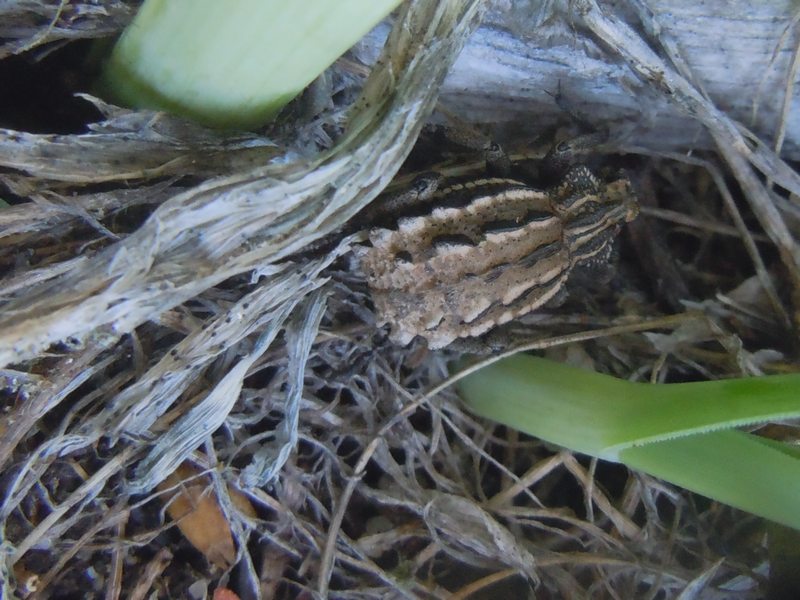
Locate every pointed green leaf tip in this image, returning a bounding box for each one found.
[99,0,402,129]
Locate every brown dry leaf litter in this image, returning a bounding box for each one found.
[157,462,257,570]
[1,0,800,598]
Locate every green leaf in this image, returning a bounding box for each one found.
[459,354,800,530]
[98,0,402,128]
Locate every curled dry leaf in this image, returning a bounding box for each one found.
[212,588,241,600]
[157,463,256,570]
[424,493,539,584]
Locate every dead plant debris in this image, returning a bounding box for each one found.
[1,0,799,598]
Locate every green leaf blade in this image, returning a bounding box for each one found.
[99,0,402,128]
[620,431,800,530]
[458,354,800,529]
